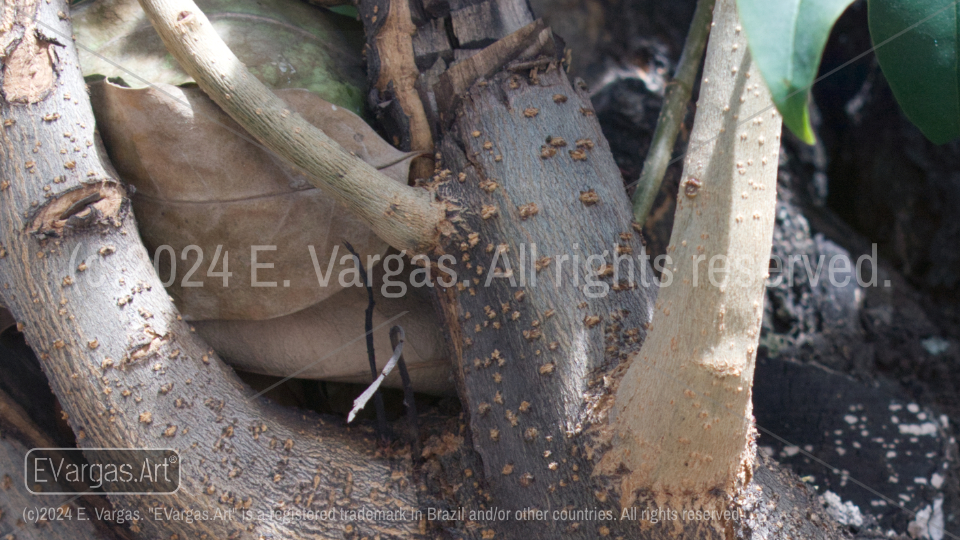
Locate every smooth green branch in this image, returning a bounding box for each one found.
[631,0,715,225]
[136,0,444,254]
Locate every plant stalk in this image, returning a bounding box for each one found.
[601,0,783,504]
[630,0,716,225]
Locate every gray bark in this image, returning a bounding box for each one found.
[420,55,849,540]
[432,62,656,538]
[0,0,419,538]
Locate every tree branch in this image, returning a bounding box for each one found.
[602,0,783,504]
[362,0,436,178]
[630,0,715,225]
[0,388,131,539]
[136,0,444,253]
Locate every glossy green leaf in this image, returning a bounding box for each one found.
[868,0,960,144]
[737,0,856,144]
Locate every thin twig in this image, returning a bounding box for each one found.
[344,243,388,437]
[630,0,716,225]
[391,326,420,460]
[347,326,405,424]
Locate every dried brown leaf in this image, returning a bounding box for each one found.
[194,280,451,394]
[74,0,366,113]
[91,81,416,320]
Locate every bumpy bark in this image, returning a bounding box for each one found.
[0,434,119,540]
[0,385,134,540]
[1,0,862,537]
[422,55,850,540]
[379,0,850,537]
[431,63,657,538]
[361,0,435,179]
[601,0,782,501]
[0,0,419,538]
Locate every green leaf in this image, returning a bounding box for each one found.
[868,0,960,144]
[737,0,856,144]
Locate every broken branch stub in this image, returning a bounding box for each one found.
[362,0,435,178]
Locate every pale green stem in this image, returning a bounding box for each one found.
[631,0,716,224]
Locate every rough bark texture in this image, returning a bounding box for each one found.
[584,1,960,531]
[417,21,846,540]
[0,384,134,540]
[0,433,118,540]
[593,55,959,537]
[431,63,657,538]
[363,0,535,150]
[361,0,436,179]
[0,0,420,538]
[0,0,888,537]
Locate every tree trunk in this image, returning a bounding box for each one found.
[0,0,419,538]
[407,8,848,538]
[0,0,858,537]
[431,60,657,538]
[601,0,781,501]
